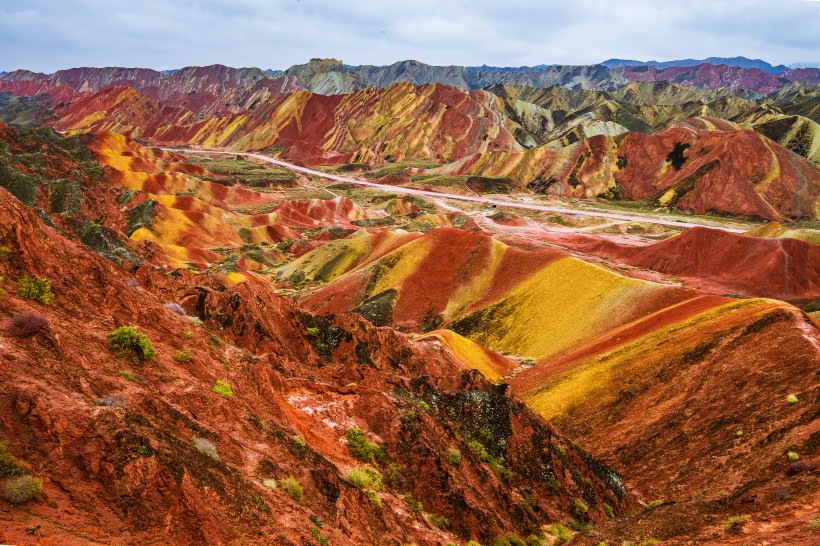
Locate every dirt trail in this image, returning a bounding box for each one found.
[169,148,750,233]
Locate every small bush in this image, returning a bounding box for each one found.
[291,435,306,448]
[119,370,137,381]
[182,330,193,340]
[602,502,615,518]
[788,451,800,462]
[573,498,589,517]
[428,513,449,530]
[417,400,430,412]
[346,427,386,464]
[108,326,156,362]
[262,478,277,490]
[4,312,48,337]
[723,515,750,531]
[383,463,407,490]
[95,394,126,408]
[405,492,423,513]
[279,476,304,504]
[446,448,462,465]
[550,523,571,545]
[0,443,26,478]
[785,461,816,476]
[213,379,233,397]
[366,490,382,508]
[566,519,591,532]
[2,475,43,504]
[0,246,11,259]
[17,275,54,305]
[164,302,185,315]
[137,445,150,455]
[173,349,191,363]
[809,515,820,530]
[645,499,664,508]
[192,437,219,460]
[347,465,383,491]
[787,394,799,404]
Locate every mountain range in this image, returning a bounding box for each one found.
[0,57,818,545]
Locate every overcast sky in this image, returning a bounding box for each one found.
[1,0,818,72]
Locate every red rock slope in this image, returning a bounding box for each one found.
[0,184,626,543]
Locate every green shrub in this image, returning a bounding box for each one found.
[279,476,304,504]
[17,275,54,305]
[0,443,26,478]
[788,451,800,461]
[0,246,11,259]
[428,513,449,530]
[566,519,591,532]
[192,437,219,460]
[602,502,615,518]
[366,490,382,508]
[405,492,423,513]
[347,465,383,490]
[310,527,328,546]
[809,515,820,530]
[787,394,799,404]
[417,400,430,411]
[119,370,137,382]
[213,379,233,397]
[555,444,567,456]
[2,475,43,504]
[573,498,589,517]
[550,523,571,545]
[723,515,750,531]
[108,326,156,362]
[173,349,191,363]
[182,330,193,340]
[291,435,306,448]
[262,478,277,490]
[467,439,489,462]
[346,427,386,464]
[446,448,462,465]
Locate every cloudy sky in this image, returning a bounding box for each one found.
[1,0,818,72]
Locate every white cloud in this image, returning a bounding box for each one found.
[0,0,818,72]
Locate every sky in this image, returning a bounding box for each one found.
[1,0,819,73]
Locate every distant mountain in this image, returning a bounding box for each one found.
[602,56,789,74]
[790,62,820,69]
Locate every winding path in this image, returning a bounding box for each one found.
[170,148,749,233]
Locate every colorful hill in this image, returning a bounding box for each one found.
[0,117,817,545]
[428,118,820,220]
[0,174,628,544]
[51,82,524,164]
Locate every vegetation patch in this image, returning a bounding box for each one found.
[4,312,48,337]
[428,513,449,530]
[108,326,156,363]
[279,476,304,504]
[213,379,233,397]
[346,428,387,464]
[2,475,43,504]
[347,465,383,491]
[192,437,219,460]
[17,275,54,305]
